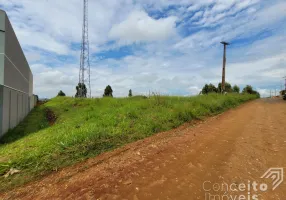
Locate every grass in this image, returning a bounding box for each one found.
[0,93,257,191]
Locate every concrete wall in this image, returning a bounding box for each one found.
[0,10,5,85]
[0,10,5,136]
[0,86,3,135]
[0,9,35,137]
[1,87,30,134]
[0,54,4,86]
[3,56,29,93]
[5,13,31,82]
[2,86,10,134]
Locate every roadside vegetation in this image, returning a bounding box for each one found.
[0,93,257,191]
[201,82,260,98]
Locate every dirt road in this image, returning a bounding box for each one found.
[1,98,286,200]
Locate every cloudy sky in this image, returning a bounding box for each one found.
[0,0,286,98]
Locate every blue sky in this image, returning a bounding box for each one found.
[0,0,286,97]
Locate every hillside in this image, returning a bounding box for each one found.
[0,94,257,191]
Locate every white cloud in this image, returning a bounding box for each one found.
[175,0,286,52]
[0,0,285,98]
[191,11,204,20]
[109,10,177,44]
[211,1,236,13]
[191,0,261,27]
[1,0,136,54]
[187,4,200,12]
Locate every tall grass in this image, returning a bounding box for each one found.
[0,94,257,191]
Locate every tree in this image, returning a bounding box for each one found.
[242,85,254,94]
[75,83,87,98]
[57,90,66,97]
[208,84,218,93]
[103,85,113,97]
[201,84,218,94]
[252,90,260,98]
[201,84,209,94]
[242,85,260,98]
[232,85,240,93]
[128,89,132,97]
[218,82,232,93]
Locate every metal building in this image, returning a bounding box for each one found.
[0,9,35,137]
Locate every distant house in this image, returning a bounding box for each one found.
[0,9,35,137]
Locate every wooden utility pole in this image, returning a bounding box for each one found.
[221,41,230,93]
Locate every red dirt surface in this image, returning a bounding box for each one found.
[45,108,57,126]
[1,98,286,200]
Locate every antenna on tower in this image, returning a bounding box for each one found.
[78,0,91,98]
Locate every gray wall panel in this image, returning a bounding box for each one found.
[0,31,5,53]
[24,95,28,117]
[22,94,25,118]
[26,95,29,116]
[0,54,4,86]
[0,10,34,137]
[0,10,5,32]
[4,57,29,94]
[23,94,28,117]
[18,93,22,122]
[0,11,4,85]
[5,14,31,81]
[1,87,29,136]
[0,85,3,136]
[22,94,24,120]
[10,90,17,129]
[2,87,10,134]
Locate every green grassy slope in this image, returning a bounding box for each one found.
[0,94,257,191]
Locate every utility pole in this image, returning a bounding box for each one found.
[283,76,286,91]
[220,41,230,93]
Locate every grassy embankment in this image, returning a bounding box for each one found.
[0,94,257,191]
